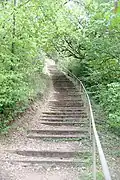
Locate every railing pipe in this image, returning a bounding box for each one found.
[93,135,97,180]
[59,64,112,180]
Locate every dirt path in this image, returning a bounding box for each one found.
[0,63,91,180]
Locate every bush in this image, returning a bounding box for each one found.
[99,83,120,135]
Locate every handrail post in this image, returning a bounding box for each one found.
[93,135,97,180]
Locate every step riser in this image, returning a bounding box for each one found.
[42,114,86,116]
[48,100,82,103]
[41,118,87,121]
[27,136,87,140]
[49,108,84,110]
[53,92,80,95]
[4,160,85,165]
[53,89,79,91]
[40,122,88,126]
[54,85,75,87]
[54,90,79,92]
[53,80,72,82]
[42,113,86,115]
[28,132,87,135]
[52,98,82,100]
[42,116,87,119]
[48,102,83,104]
[54,87,76,89]
[12,151,89,158]
[53,95,81,97]
[27,130,88,135]
[40,118,88,121]
[53,98,81,101]
[48,105,84,108]
[47,110,85,112]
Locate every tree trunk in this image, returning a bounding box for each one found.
[12,0,16,54]
[114,0,119,13]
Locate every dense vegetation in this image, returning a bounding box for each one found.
[54,0,120,135]
[0,0,120,135]
[0,0,57,131]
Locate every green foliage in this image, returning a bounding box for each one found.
[54,0,120,135]
[0,0,59,131]
[99,83,120,134]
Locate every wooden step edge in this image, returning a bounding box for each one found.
[27,134,88,139]
[1,159,87,165]
[27,129,89,133]
[40,121,88,125]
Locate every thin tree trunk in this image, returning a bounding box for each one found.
[114,0,119,13]
[12,0,16,54]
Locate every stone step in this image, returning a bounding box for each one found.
[48,109,85,113]
[52,76,69,80]
[54,84,74,88]
[55,86,76,89]
[42,115,87,119]
[2,159,87,166]
[53,94,81,97]
[48,102,84,105]
[40,117,88,121]
[51,72,64,75]
[48,107,84,110]
[54,87,76,90]
[53,98,82,101]
[42,112,86,115]
[27,129,89,135]
[48,104,84,108]
[53,88,79,91]
[54,90,79,93]
[50,102,84,106]
[10,140,89,151]
[48,99,82,102]
[54,94,81,97]
[43,109,85,112]
[27,134,88,140]
[53,79,72,82]
[40,116,87,122]
[52,77,70,80]
[42,113,86,116]
[8,150,90,159]
[40,121,88,127]
[54,79,73,81]
[53,82,74,85]
[1,150,90,165]
[53,91,81,95]
[48,102,83,105]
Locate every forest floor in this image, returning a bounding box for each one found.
[0,60,120,180]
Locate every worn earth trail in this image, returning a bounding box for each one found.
[0,65,92,180]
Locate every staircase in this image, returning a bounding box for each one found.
[1,65,92,180]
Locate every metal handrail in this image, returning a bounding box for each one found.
[58,64,112,180]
